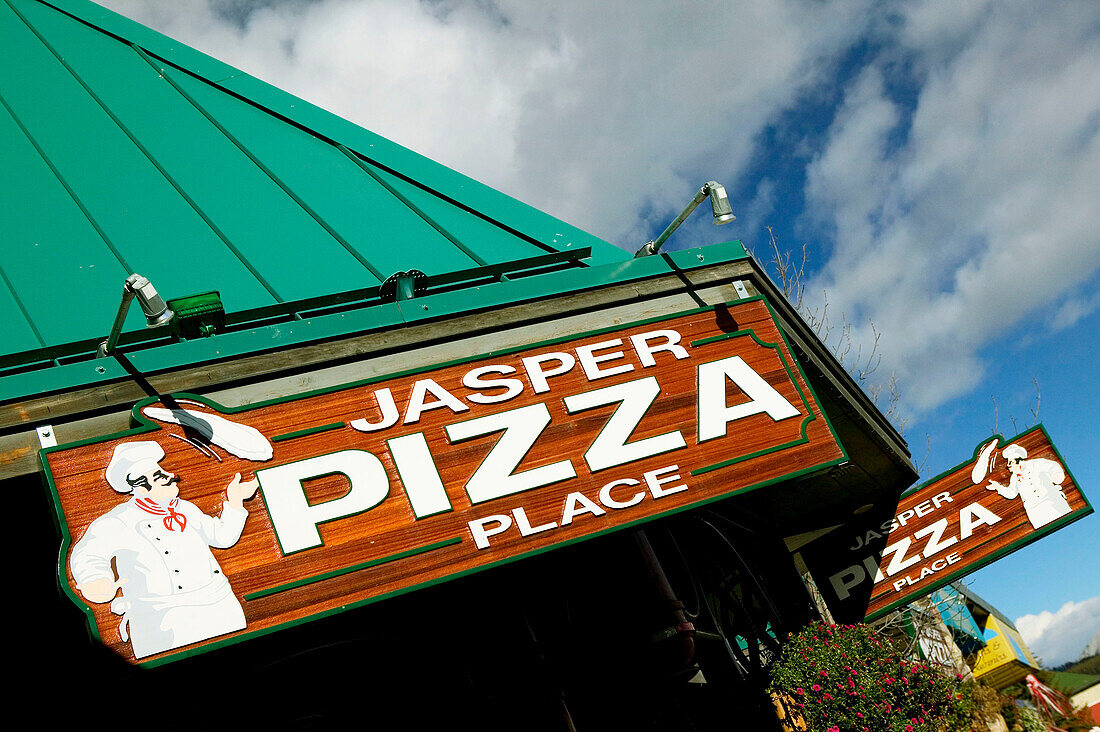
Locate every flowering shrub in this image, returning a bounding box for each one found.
[768,621,977,732]
[1008,704,1047,732]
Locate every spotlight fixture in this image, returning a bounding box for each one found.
[96,273,175,357]
[634,180,735,257]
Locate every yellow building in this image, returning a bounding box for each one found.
[966,589,1041,689]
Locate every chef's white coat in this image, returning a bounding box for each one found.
[993,457,1072,530]
[70,498,248,659]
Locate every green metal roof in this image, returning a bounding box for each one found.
[0,0,749,402]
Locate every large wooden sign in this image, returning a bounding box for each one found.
[802,426,1091,622]
[43,297,844,664]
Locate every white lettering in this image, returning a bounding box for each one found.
[404,378,469,424]
[882,536,922,577]
[521,352,576,394]
[561,491,607,525]
[863,554,885,584]
[463,365,524,405]
[598,478,645,509]
[645,465,687,498]
[629,330,689,367]
[258,450,390,554]
[513,507,556,536]
[829,564,867,600]
[697,355,800,442]
[564,376,686,472]
[915,518,958,559]
[469,514,512,550]
[960,502,1001,539]
[576,339,635,381]
[446,403,576,504]
[349,388,399,433]
[387,433,451,518]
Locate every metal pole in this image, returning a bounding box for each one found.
[634,187,708,258]
[96,285,137,358]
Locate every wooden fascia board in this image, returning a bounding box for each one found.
[0,260,756,478]
[738,256,916,478]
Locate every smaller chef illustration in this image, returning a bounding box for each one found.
[70,440,259,659]
[976,440,1072,530]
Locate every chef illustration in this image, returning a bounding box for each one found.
[982,442,1072,530]
[69,440,259,659]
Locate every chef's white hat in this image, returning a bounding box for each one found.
[105,441,165,493]
[1002,443,1028,461]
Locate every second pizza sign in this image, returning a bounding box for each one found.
[44,297,844,664]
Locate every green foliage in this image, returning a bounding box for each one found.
[768,621,978,732]
[1012,705,1046,732]
[1064,653,1100,675]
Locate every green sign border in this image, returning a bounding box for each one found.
[40,295,847,666]
[864,424,1093,622]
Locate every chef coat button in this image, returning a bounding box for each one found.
[214,570,220,574]
[174,569,180,573]
[178,586,183,590]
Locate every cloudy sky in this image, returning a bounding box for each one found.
[95,0,1099,666]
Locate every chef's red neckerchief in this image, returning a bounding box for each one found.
[135,497,187,531]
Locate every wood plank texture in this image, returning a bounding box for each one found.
[800,426,1091,621]
[43,298,844,665]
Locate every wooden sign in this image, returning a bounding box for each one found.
[802,426,1091,622]
[42,297,844,664]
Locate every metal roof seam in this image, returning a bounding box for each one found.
[346,149,570,261]
[3,0,648,367]
[336,144,490,271]
[130,46,388,285]
[3,1,138,272]
[98,40,289,303]
[30,0,625,263]
[7,0,295,309]
[116,35,573,267]
[7,149,125,345]
[0,261,46,348]
[0,94,137,317]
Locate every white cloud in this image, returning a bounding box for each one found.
[96,1,1100,417]
[96,0,876,246]
[802,0,1100,413]
[1016,595,1100,667]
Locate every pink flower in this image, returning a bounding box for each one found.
[795,688,803,695]
[905,727,913,732]
[812,684,821,692]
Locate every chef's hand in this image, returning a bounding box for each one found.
[226,472,259,510]
[77,577,127,604]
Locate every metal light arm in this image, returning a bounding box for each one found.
[634,181,735,258]
[96,273,174,357]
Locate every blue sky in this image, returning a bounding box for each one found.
[98,0,1099,666]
